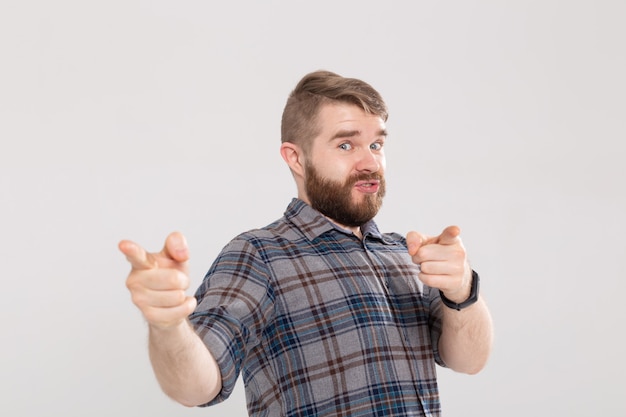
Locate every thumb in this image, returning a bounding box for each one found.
[437,225,461,245]
[161,231,190,263]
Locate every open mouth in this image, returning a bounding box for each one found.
[354,179,380,194]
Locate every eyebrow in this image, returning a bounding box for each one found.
[330,129,388,141]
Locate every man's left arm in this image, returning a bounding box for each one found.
[407,226,494,374]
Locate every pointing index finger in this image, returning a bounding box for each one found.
[118,240,158,270]
[406,231,427,256]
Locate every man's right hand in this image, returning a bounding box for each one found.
[119,232,222,405]
[119,232,197,329]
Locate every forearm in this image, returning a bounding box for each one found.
[438,296,493,374]
[148,320,222,407]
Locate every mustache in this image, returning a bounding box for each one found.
[348,172,384,185]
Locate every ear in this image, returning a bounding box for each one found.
[280,142,306,177]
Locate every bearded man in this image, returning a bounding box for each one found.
[120,70,493,417]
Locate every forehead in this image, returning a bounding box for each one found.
[315,102,386,135]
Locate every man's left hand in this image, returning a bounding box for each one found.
[406,225,472,303]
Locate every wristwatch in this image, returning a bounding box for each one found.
[439,270,480,311]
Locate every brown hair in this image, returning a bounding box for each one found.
[281,70,388,153]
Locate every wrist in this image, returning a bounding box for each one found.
[149,319,192,337]
[439,270,480,311]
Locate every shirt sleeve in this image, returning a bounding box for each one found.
[425,285,446,367]
[189,236,275,406]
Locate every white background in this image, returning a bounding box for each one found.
[2,1,625,416]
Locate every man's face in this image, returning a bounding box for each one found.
[303,103,387,228]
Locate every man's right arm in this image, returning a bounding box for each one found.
[119,232,222,407]
[148,320,221,407]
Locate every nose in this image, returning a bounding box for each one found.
[355,148,382,173]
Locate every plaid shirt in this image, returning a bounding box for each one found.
[190,199,445,416]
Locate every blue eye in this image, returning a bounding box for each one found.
[370,142,383,151]
[339,143,352,151]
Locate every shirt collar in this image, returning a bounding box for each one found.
[284,198,388,243]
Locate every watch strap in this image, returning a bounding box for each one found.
[439,270,480,311]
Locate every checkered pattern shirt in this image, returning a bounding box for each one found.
[190,198,445,416]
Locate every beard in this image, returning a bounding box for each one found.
[304,163,386,228]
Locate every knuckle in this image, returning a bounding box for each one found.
[125,274,138,290]
[143,309,160,324]
[162,269,184,289]
[452,246,466,259]
[415,246,428,261]
[176,270,190,289]
[175,290,187,304]
[131,291,152,311]
[130,291,143,306]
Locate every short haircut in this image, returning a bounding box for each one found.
[281,70,388,153]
